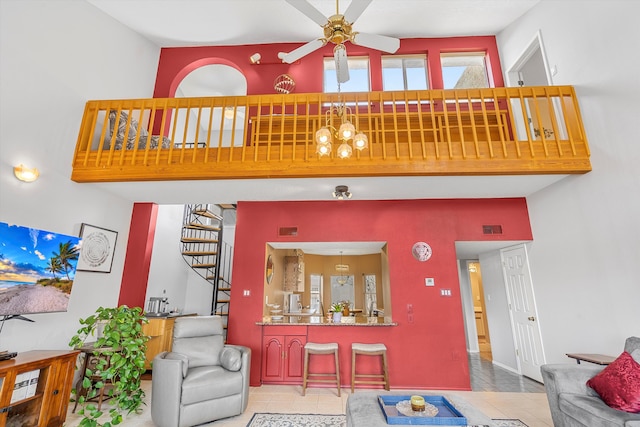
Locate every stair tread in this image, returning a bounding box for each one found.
[181,238,219,243]
[182,251,218,256]
[185,223,221,231]
[192,263,216,268]
[191,209,223,221]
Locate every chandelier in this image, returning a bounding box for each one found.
[315,45,368,159]
[337,251,348,285]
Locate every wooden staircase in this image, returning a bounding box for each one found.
[180,204,235,338]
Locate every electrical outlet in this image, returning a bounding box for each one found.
[243,289,251,297]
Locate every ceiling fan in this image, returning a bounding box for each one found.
[280,0,400,83]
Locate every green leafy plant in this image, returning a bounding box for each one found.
[69,305,149,427]
[330,302,343,312]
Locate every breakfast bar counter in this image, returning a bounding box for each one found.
[256,316,397,326]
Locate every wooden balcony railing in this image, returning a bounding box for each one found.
[71,86,590,182]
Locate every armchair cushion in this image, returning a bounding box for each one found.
[181,366,244,406]
[220,347,242,371]
[172,316,225,368]
[587,351,640,413]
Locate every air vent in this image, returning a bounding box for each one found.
[278,226,298,237]
[482,225,503,235]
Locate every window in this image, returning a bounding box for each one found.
[323,57,370,93]
[441,53,489,89]
[382,55,428,91]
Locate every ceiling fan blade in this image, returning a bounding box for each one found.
[343,0,373,23]
[334,45,350,83]
[282,38,326,64]
[285,0,328,26]
[352,32,400,53]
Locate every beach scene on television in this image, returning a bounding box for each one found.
[0,221,81,316]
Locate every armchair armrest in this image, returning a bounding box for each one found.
[224,345,251,412]
[541,363,603,426]
[151,351,187,427]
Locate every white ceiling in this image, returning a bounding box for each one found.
[84,0,545,259]
[87,0,540,48]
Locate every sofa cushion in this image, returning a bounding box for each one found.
[559,393,638,427]
[181,366,243,406]
[587,351,640,413]
[220,347,242,372]
[172,316,225,368]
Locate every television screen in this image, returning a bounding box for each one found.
[0,221,81,316]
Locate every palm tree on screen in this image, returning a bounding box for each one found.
[53,240,79,280]
[45,257,64,279]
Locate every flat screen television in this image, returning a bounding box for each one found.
[0,221,81,317]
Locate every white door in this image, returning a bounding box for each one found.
[501,245,545,382]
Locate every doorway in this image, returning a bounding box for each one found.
[468,262,492,360]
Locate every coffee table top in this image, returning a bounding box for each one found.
[346,392,494,427]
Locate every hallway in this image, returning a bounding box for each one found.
[469,353,546,393]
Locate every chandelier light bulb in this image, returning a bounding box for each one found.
[353,132,368,150]
[337,142,352,159]
[316,127,332,144]
[316,141,332,156]
[339,121,355,140]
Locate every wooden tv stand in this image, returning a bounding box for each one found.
[0,350,79,427]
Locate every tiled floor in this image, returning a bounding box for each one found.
[65,353,553,427]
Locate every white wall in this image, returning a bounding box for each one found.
[497,1,640,363]
[0,1,160,351]
[145,205,191,312]
[458,260,479,352]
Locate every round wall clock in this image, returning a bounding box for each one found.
[412,242,432,262]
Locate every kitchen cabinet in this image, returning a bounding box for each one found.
[0,350,78,427]
[283,256,305,292]
[142,317,176,370]
[261,326,307,384]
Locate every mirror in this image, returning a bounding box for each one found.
[265,254,274,284]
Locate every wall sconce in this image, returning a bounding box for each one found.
[249,53,261,64]
[13,164,39,182]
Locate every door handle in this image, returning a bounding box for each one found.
[528,316,535,321]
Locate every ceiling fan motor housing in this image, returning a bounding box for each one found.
[324,14,353,44]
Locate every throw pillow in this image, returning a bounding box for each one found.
[587,351,640,413]
[220,347,242,372]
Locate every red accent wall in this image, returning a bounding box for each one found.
[227,199,532,389]
[118,203,158,308]
[153,36,504,98]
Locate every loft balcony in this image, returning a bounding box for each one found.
[71,86,590,183]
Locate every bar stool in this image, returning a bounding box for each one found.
[302,342,341,396]
[351,342,390,392]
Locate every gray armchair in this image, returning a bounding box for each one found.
[541,337,640,427]
[151,316,251,427]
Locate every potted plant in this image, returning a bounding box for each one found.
[330,302,343,323]
[69,305,149,427]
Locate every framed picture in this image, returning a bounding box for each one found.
[77,224,118,273]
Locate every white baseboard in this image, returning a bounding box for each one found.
[492,360,520,375]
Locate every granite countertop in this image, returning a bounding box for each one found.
[257,315,397,326]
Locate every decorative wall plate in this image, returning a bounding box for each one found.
[412,242,432,262]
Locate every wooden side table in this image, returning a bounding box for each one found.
[73,343,117,413]
[566,353,616,365]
